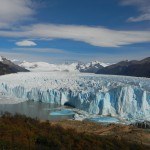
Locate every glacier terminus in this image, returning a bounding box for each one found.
[0,72,150,122]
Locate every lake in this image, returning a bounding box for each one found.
[0,101,74,120]
[0,100,122,124]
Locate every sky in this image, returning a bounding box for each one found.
[0,0,150,63]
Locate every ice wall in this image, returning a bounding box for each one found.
[0,82,150,121]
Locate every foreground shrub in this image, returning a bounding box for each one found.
[0,113,149,150]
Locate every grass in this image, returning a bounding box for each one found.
[0,113,149,150]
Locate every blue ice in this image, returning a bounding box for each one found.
[50,109,75,116]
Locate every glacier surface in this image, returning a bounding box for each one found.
[19,60,109,72]
[0,72,150,121]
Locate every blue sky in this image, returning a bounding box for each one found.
[0,0,150,63]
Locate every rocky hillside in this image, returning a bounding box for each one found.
[97,57,150,78]
[0,56,29,75]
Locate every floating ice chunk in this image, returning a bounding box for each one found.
[87,117,119,123]
[50,109,75,116]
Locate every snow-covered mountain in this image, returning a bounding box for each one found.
[19,60,109,73]
[86,61,109,67]
[77,61,109,73]
[0,72,149,122]
[19,61,79,72]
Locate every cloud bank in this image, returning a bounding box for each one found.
[0,24,150,47]
[0,0,149,48]
[0,0,35,28]
[121,0,150,22]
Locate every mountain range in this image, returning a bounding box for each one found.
[19,60,109,73]
[0,56,150,78]
[96,57,150,78]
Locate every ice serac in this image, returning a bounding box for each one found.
[0,72,150,121]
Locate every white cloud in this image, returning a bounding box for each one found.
[0,48,150,63]
[128,14,150,22]
[0,51,53,62]
[0,0,35,29]
[0,24,150,47]
[16,40,37,46]
[121,0,150,22]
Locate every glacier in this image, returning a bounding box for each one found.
[0,72,150,121]
[19,60,109,72]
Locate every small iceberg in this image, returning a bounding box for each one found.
[50,109,75,116]
[86,117,119,123]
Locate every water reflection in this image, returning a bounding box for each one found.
[0,101,73,120]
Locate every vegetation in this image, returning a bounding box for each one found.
[0,113,149,150]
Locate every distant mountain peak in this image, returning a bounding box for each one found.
[19,60,110,73]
